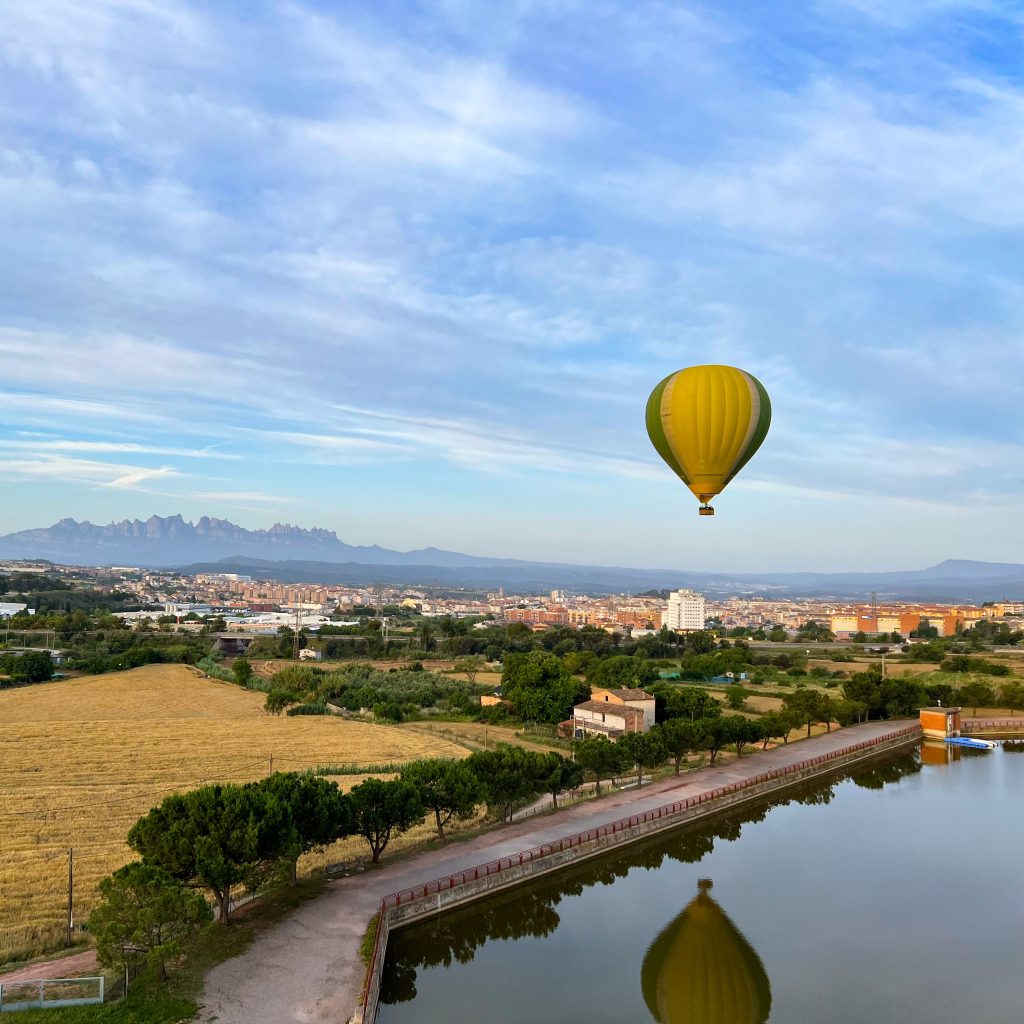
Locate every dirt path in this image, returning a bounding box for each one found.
[199,720,916,1024]
[0,949,97,984]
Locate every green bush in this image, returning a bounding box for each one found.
[286,702,330,716]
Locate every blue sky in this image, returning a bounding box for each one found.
[2,0,1023,572]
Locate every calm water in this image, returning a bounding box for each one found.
[378,743,1024,1024]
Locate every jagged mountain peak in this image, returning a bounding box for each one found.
[0,514,490,569]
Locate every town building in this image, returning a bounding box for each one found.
[664,589,706,632]
[829,605,988,638]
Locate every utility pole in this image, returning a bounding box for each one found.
[66,848,74,947]
[871,591,878,635]
[269,754,274,775]
[292,607,300,661]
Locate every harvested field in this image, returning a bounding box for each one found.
[0,665,466,963]
[397,720,564,755]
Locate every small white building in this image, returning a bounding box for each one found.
[0,603,30,618]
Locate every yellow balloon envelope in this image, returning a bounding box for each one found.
[645,365,771,515]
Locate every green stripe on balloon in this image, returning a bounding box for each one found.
[645,373,690,484]
[724,374,771,486]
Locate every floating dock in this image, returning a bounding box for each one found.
[945,736,997,750]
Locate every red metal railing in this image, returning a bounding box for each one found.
[359,724,920,1019]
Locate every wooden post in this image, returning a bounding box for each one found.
[66,848,74,947]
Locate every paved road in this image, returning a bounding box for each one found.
[200,721,915,1024]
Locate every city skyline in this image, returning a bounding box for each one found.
[3,1,1024,571]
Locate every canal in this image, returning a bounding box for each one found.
[377,742,1023,1023]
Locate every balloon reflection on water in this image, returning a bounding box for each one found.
[641,880,771,1024]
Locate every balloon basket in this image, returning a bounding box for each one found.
[698,505,715,516]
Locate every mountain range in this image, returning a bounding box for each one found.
[1,515,1023,600]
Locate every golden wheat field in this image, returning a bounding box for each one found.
[0,665,467,963]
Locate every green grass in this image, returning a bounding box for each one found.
[358,914,379,967]
[8,989,196,1024]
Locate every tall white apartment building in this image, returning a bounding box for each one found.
[664,589,706,631]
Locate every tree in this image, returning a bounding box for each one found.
[796,620,835,642]
[264,688,298,715]
[832,699,867,727]
[465,747,544,823]
[539,753,584,809]
[9,650,53,683]
[958,680,996,716]
[879,677,927,718]
[399,759,480,842]
[722,716,764,757]
[571,736,627,795]
[452,656,485,685]
[128,784,289,923]
[417,622,435,652]
[758,711,795,748]
[588,656,658,690]
[563,650,597,677]
[724,685,747,710]
[767,626,788,643]
[657,718,700,773]
[89,863,211,981]
[501,651,590,724]
[843,668,884,721]
[1000,681,1024,714]
[617,731,666,786]
[696,718,730,766]
[233,658,253,687]
[783,690,828,737]
[660,686,722,723]
[942,655,974,673]
[817,694,836,732]
[250,773,353,883]
[277,626,296,659]
[349,778,424,863]
[686,631,718,655]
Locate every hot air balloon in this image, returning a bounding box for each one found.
[640,879,771,1024]
[645,365,771,516]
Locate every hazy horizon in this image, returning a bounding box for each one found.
[3,512,1023,577]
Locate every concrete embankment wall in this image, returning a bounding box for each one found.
[355,725,920,1024]
[963,718,1024,736]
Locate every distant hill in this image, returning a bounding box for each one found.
[180,555,1024,601]
[2,516,1023,600]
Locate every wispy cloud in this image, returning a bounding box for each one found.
[0,438,238,459]
[106,465,179,488]
[0,454,178,489]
